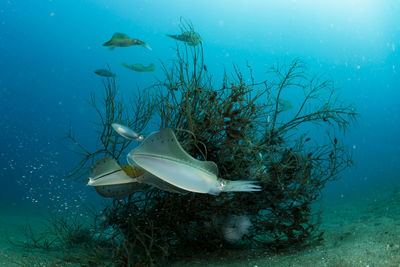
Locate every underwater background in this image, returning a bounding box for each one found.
[0,0,399,265]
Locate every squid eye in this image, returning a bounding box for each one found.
[218,180,227,191]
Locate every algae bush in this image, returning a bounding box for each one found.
[16,23,356,266]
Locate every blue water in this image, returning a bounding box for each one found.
[0,0,399,215]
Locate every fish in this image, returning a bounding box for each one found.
[127,128,261,195]
[94,69,116,77]
[273,97,293,112]
[111,122,144,141]
[103,32,152,50]
[120,63,155,72]
[166,31,202,46]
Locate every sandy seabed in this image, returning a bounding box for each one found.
[1,185,400,267]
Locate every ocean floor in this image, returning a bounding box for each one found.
[171,184,400,267]
[1,184,400,267]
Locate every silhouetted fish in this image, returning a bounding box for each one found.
[121,63,155,72]
[94,69,116,77]
[166,31,202,46]
[103,32,152,50]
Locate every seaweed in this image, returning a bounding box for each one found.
[58,20,357,266]
[6,212,112,266]
[62,76,154,180]
[6,224,57,250]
